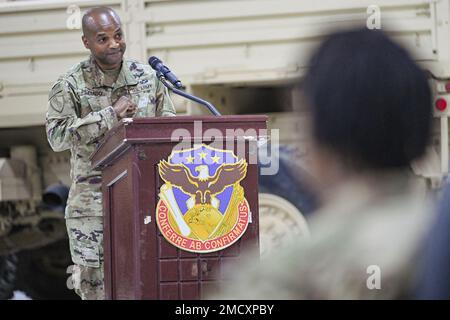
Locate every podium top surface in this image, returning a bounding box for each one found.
[91,115,268,169]
[126,114,268,124]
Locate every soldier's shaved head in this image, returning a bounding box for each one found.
[81,6,126,70]
[82,7,121,37]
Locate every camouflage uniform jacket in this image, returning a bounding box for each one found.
[46,56,176,218]
[214,172,435,299]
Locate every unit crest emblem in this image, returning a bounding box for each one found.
[156,144,251,253]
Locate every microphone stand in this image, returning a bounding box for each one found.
[157,72,221,116]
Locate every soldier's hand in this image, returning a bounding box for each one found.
[113,96,137,119]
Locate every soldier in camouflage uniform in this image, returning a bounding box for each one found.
[46,7,175,300]
[213,29,436,300]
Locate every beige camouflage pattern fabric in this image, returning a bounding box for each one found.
[46,56,176,299]
[66,217,104,300]
[46,56,176,218]
[212,172,435,299]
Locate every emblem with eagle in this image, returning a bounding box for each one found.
[155,144,251,253]
[158,159,247,205]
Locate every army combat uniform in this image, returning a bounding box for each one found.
[213,172,435,299]
[46,56,176,300]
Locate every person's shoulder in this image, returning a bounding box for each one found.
[49,57,89,99]
[57,58,89,83]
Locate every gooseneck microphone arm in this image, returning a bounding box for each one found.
[156,72,221,116]
[149,56,221,116]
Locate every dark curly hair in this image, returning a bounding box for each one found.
[303,28,432,169]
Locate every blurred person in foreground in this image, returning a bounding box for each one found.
[212,28,436,299]
[415,180,450,299]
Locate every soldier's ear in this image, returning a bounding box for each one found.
[82,35,90,49]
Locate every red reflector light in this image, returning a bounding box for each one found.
[436,98,447,111]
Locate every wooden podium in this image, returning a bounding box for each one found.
[91,115,267,300]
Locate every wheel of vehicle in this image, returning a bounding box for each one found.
[259,193,310,256]
[0,254,17,300]
[15,238,79,300]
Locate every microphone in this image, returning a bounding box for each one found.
[148,56,221,116]
[148,56,183,89]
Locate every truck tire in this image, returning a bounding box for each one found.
[258,144,317,256]
[258,145,318,217]
[0,254,17,300]
[15,239,78,300]
[259,193,310,256]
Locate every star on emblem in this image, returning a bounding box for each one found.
[211,155,221,163]
[185,155,195,163]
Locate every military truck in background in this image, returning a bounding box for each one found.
[1,0,450,299]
